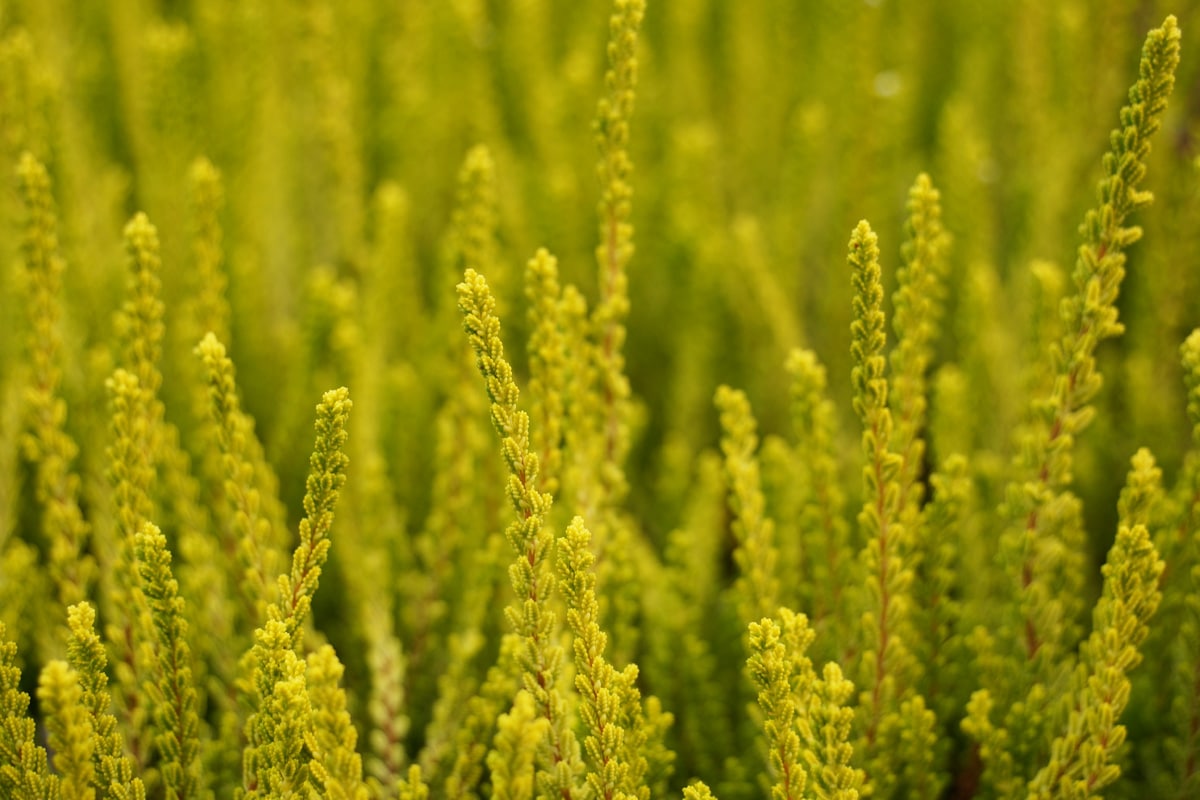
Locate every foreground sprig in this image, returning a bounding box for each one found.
[848,220,932,797]
[747,610,865,800]
[1027,521,1164,798]
[558,516,647,800]
[242,620,310,800]
[242,388,352,798]
[967,17,1182,796]
[37,661,93,800]
[0,622,58,799]
[746,613,813,800]
[457,268,581,799]
[135,522,203,800]
[64,603,145,800]
[1003,12,1181,662]
[275,387,352,645]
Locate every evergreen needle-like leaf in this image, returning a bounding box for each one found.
[525,248,567,497]
[241,620,311,800]
[274,386,352,645]
[682,783,717,800]
[848,220,932,796]
[119,213,166,401]
[0,8,1196,800]
[716,385,779,624]
[807,663,865,800]
[0,622,59,800]
[64,603,145,800]
[37,661,95,800]
[135,523,204,800]
[363,616,409,795]
[195,333,281,626]
[457,268,582,798]
[1158,329,1200,797]
[443,635,521,799]
[487,691,547,800]
[785,348,853,650]
[558,516,646,800]
[103,368,155,776]
[965,19,1183,796]
[398,765,430,800]
[1027,522,1164,799]
[746,612,813,800]
[305,645,369,800]
[1000,12,1181,663]
[890,173,950,520]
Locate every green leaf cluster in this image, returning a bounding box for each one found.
[0,3,1196,800]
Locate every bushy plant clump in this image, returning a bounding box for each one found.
[0,2,1197,799]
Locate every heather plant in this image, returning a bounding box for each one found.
[0,2,1197,800]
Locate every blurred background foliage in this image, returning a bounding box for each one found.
[0,0,1197,524]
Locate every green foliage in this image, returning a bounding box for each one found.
[846,217,938,798]
[746,613,813,800]
[18,151,92,611]
[1026,522,1162,799]
[0,623,58,799]
[64,603,145,800]
[716,385,779,626]
[273,386,352,645]
[486,691,546,800]
[558,515,648,800]
[783,349,851,647]
[194,332,281,629]
[964,17,1184,798]
[135,523,203,800]
[746,611,864,800]
[592,0,645,505]
[891,173,950,520]
[38,660,95,800]
[806,664,863,800]
[306,645,369,800]
[397,765,430,800]
[524,249,567,499]
[0,3,1196,800]
[241,619,309,800]
[458,267,583,798]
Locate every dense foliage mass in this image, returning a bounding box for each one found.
[0,1,1198,799]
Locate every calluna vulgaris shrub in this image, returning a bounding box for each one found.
[1,1,1199,799]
